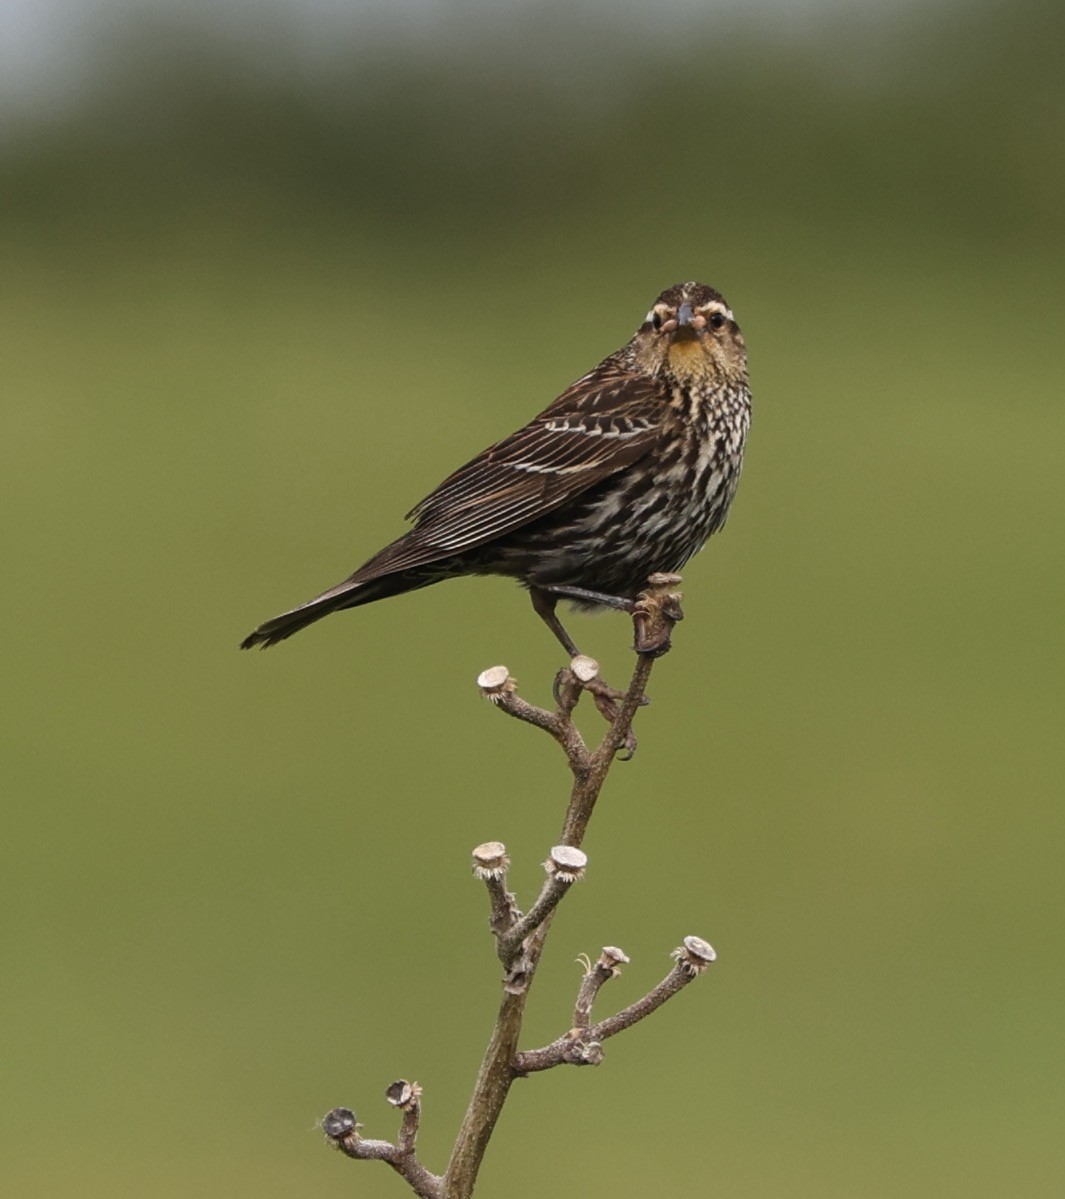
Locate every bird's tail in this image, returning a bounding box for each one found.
[239,569,436,650]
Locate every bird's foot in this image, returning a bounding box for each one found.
[552,654,647,759]
[632,573,684,656]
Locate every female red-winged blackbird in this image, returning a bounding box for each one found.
[241,281,750,656]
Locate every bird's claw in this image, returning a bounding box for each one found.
[633,573,684,656]
[582,675,643,707]
[586,687,639,759]
[615,733,638,762]
[553,659,645,759]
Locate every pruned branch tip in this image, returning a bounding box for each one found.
[326,574,716,1199]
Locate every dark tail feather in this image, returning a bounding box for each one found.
[240,570,437,650]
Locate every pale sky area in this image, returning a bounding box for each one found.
[0,0,935,110]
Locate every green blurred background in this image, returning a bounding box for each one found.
[2,0,1063,1194]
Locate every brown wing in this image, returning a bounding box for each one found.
[239,356,666,648]
[357,357,664,578]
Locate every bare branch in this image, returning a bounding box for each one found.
[552,654,600,719]
[573,945,630,1030]
[323,1101,442,1199]
[442,987,528,1196]
[442,579,687,1196]
[498,846,587,966]
[328,574,708,1199]
[476,664,589,766]
[385,1080,424,1156]
[471,841,520,937]
[512,936,716,1076]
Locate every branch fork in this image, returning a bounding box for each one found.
[325,574,714,1199]
[324,1082,440,1199]
[513,936,717,1075]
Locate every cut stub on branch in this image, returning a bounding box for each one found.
[472,840,521,940]
[327,583,718,1198]
[476,665,517,703]
[573,945,630,1030]
[553,654,604,718]
[471,841,510,881]
[386,1080,422,1111]
[512,931,718,1077]
[544,844,587,884]
[322,1107,358,1144]
[597,945,630,976]
[322,1093,442,1197]
[632,572,685,656]
[569,655,601,685]
[672,934,717,975]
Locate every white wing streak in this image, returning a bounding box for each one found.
[361,364,664,578]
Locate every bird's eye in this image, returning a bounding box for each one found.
[651,311,663,331]
[708,312,727,331]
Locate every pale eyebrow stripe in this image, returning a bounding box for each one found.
[698,302,735,322]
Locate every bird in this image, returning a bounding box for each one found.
[241,281,750,658]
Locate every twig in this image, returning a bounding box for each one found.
[326,573,702,1199]
[471,842,521,937]
[323,1091,441,1199]
[386,1080,425,1157]
[573,945,630,1030]
[475,665,589,767]
[513,936,717,1075]
[497,845,587,967]
[443,577,684,1198]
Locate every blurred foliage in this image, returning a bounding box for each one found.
[3,0,1063,248]
[2,1,1064,1197]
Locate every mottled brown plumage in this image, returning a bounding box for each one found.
[241,281,750,654]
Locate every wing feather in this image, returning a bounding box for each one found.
[355,360,663,581]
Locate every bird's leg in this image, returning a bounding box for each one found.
[529,586,583,658]
[538,584,637,614]
[528,588,647,748]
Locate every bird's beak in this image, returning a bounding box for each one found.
[672,301,698,341]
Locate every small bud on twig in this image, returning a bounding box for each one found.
[544,845,587,884]
[471,841,510,881]
[672,935,717,976]
[569,1040,604,1066]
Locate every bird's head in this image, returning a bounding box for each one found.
[631,282,746,386]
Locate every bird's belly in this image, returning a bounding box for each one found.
[483,446,743,599]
